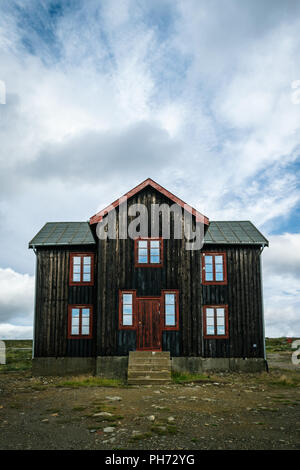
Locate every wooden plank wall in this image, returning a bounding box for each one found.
[34,247,96,357]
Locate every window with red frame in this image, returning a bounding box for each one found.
[119,291,136,329]
[162,290,179,330]
[68,305,93,339]
[202,252,227,284]
[69,253,94,285]
[135,239,163,267]
[203,305,229,339]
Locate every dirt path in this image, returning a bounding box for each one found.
[0,367,299,450]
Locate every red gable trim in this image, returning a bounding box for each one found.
[89,178,209,225]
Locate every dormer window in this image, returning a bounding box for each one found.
[134,238,163,267]
[69,253,94,286]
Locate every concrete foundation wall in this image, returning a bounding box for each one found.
[32,356,266,377]
[96,356,128,380]
[32,357,95,376]
[172,357,267,374]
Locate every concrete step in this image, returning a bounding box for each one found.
[128,357,171,364]
[128,378,171,385]
[128,363,171,371]
[128,370,171,379]
[129,351,170,358]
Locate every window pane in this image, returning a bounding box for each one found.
[150,255,160,264]
[166,314,175,326]
[166,304,175,315]
[205,264,213,273]
[73,265,81,274]
[206,326,214,335]
[206,308,214,316]
[73,257,81,265]
[82,309,90,317]
[73,273,80,282]
[123,294,132,304]
[83,265,91,273]
[217,316,224,326]
[205,272,213,281]
[165,294,175,304]
[207,317,214,326]
[216,308,225,317]
[83,256,91,265]
[215,272,223,281]
[215,263,223,273]
[72,317,79,326]
[150,248,160,256]
[71,326,79,335]
[123,314,132,326]
[83,273,91,282]
[150,240,160,248]
[123,304,132,314]
[72,309,80,317]
[215,256,223,264]
[82,316,90,326]
[138,241,147,248]
[217,325,225,335]
[138,255,148,263]
[205,256,213,265]
[81,326,90,335]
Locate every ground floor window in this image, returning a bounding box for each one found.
[203,305,229,339]
[68,305,93,339]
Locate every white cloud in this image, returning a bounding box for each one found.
[0,268,34,325]
[0,324,33,340]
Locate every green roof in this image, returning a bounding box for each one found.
[28,222,96,248]
[29,220,268,248]
[204,221,268,246]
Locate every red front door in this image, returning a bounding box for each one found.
[137,298,161,350]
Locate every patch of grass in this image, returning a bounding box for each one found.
[269,374,300,388]
[150,423,178,435]
[55,376,124,388]
[0,340,32,372]
[265,337,297,353]
[171,371,212,384]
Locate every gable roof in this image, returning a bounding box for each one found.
[28,222,95,248]
[29,220,268,247]
[89,178,210,225]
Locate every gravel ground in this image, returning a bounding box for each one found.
[0,356,299,451]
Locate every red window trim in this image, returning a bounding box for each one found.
[203,305,229,339]
[69,252,95,286]
[67,304,93,339]
[161,290,180,331]
[118,289,179,331]
[134,238,163,268]
[118,290,137,330]
[202,251,227,285]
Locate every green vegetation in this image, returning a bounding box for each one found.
[265,337,296,353]
[0,340,32,372]
[56,376,124,388]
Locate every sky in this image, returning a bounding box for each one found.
[0,0,299,339]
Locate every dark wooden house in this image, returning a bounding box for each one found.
[29,178,269,379]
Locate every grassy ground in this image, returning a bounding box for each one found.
[0,338,299,450]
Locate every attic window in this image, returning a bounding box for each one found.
[134,238,163,267]
[203,305,229,339]
[202,252,227,285]
[69,253,94,286]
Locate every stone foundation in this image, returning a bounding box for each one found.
[172,357,267,374]
[32,355,267,377]
[32,357,95,376]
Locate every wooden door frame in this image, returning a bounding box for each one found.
[136,297,162,351]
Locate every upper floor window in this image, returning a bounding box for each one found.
[162,290,179,330]
[203,305,229,339]
[69,253,94,286]
[202,252,227,285]
[119,290,136,329]
[134,238,163,267]
[68,305,93,339]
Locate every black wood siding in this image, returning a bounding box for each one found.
[34,247,96,357]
